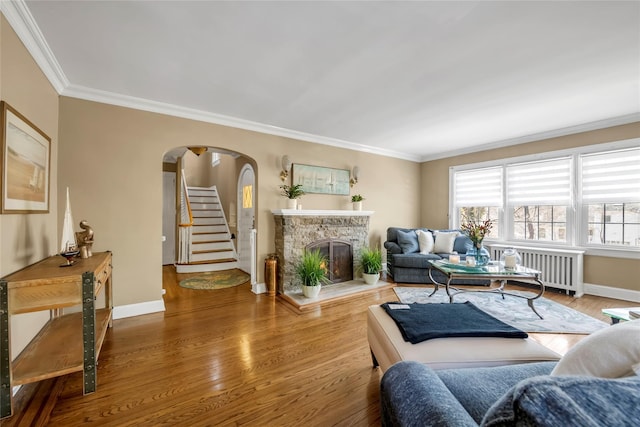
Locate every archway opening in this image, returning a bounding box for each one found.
[161,146,258,284]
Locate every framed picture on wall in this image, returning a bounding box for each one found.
[1,101,51,213]
[292,163,350,195]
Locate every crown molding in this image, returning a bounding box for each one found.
[62,84,422,162]
[420,113,640,162]
[1,0,69,93]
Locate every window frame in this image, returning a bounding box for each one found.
[449,137,640,259]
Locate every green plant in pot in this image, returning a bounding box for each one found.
[295,248,330,298]
[351,194,364,210]
[358,246,382,285]
[280,184,305,209]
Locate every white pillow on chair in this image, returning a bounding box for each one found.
[550,319,640,378]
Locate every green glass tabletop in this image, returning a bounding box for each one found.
[430,259,540,276]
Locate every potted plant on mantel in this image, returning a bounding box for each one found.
[295,248,331,298]
[351,194,364,211]
[280,184,305,209]
[358,246,383,285]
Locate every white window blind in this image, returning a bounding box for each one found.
[507,158,572,205]
[581,147,640,203]
[454,167,503,207]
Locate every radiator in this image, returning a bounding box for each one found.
[489,244,585,297]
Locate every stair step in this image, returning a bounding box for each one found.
[188,189,217,196]
[189,197,220,205]
[192,224,227,233]
[192,236,230,243]
[192,241,234,251]
[176,260,239,273]
[191,250,235,262]
[192,248,233,254]
[191,208,222,213]
[192,217,226,225]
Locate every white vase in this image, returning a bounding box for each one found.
[302,284,321,298]
[286,199,297,210]
[362,272,380,285]
[353,201,362,211]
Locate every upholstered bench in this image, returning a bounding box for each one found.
[367,305,561,372]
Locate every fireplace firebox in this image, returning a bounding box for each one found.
[306,239,353,284]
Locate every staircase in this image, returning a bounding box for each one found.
[176,186,238,273]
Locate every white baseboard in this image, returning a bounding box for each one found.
[252,282,266,294]
[584,283,640,303]
[112,299,166,320]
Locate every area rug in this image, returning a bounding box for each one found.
[393,287,608,334]
[179,269,250,290]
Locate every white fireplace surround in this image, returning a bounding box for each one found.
[272,209,374,293]
[271,209,374,216]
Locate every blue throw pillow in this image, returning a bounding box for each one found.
[453,235,473,254]
[396,229,419,254]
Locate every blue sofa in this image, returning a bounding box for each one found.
[384,227,488,285]
[380,360,640,426]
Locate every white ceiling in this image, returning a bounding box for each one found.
[10,1,640,161]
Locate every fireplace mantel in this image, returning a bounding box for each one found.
[271,209,374,217]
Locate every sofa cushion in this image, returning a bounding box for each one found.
[433,231,458,254]
[416,229,434,254]
[436,362,557,423]
[396,229,419,254]
[550,318,640,378]
[392,253,441,269]
[481,375,640,427]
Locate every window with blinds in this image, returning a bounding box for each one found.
[453,167,502,238]
[450,140,639,251]
[506,158,572,205]
[506,158,572,242]
[581,148,640,248]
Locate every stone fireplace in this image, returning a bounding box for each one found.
[272,209,373,293]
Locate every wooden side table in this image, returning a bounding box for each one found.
[0,251,113,419]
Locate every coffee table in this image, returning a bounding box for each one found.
[428,260,545,319]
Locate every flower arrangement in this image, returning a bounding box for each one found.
[460,219,493,249]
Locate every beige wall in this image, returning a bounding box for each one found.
[58,97,420,307]
[420,122,640,291]
[0,16,60,357]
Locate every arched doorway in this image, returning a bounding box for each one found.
[162,147,257,282]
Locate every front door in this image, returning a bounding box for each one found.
[237,164,255,279]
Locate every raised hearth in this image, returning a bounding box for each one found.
[272,209,373,293]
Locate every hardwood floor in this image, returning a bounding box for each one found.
[3,267,635,426]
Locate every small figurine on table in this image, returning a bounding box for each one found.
[75,220,94,258]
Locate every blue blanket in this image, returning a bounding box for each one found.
[381,301,528,344]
